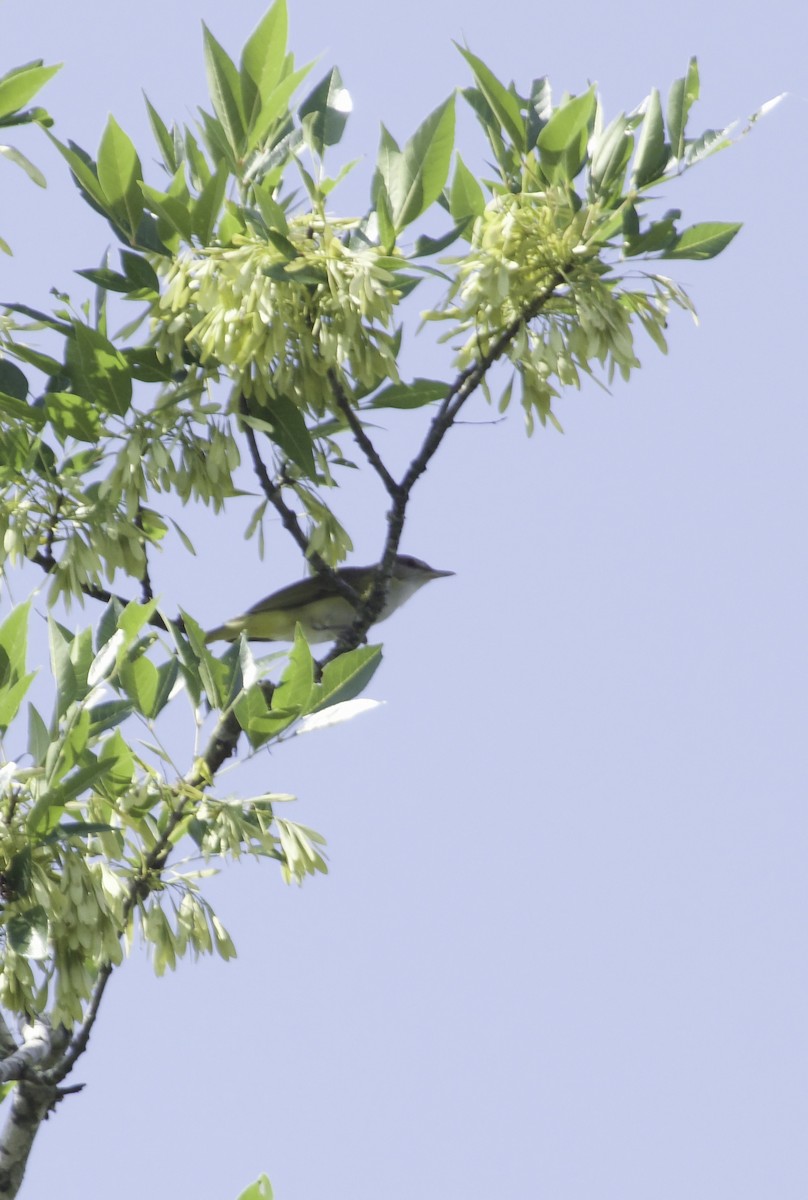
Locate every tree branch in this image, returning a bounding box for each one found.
[0,1022,51,1085]
[0,1023,66,1197]
[324,271,568,661]
[327,369,401,499]
[30,551,175,634]
[0,1015,18,1061]
[0,1081,58,1197]
[238,396,362,608]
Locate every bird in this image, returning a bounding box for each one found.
[205,554,454,644]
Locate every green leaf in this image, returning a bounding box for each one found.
[27,703,50,766]
[88,631,124,688]
[315,645,382,711]
[87,699,135,737]
[234,684,293,745]
[241,1,288,111]
[45,131,109,214]
[97,730,135,798]
[0,672,35,730]
[274,628,314,714]
[683,127,732,168]
[44,392,102,443]
[0,144,46,187]
[244,66,311,153]
[2,847,31,900]
[526,76,553,148]
[139,180,194,244]
[662,221,741,260]
[252,394,316,477]
[119,654,159,718]
[392,96,456,231]
[366,379,447,410]
[0,602,30,683]
[3,343,61,381]
[117,599,159,642]
[454,46,526,152]
[120,250,160,292]
[151,658,179,717]
[667,57,699,162]
[411,223,467,258]
[183,129,211,190]
[75,267,136,294]
[192,163,228,244]
[623,209,680,257]
[202,24,246,155]
[143,93,178,174]
[49,619,77,719]
[461,86,517,180]
[0,358,28,401]
[0,63,60,121]
[66,323,132,417]
[7,906,48,959]
[538,87,596,155]
[179,611,225,710]
[97,115,143,236]
[236,1175,274,1200]
[299,67,351,157]
[589,113,634,198]
[28,760,110,833]
[449,153,485,224]
[0,390,43,427]
[632,88,669,187]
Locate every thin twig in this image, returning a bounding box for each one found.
[30,551,173,633]
[238,396,361,608]
[327,369,401,499]
[134,507,154,604]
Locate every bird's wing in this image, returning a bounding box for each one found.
[243,565,368,615]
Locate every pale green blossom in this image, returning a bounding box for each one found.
[151,217,403,415]
[424,188,691,431]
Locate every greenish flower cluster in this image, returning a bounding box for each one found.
[140,888,236,976]
[449,189,589,330]
[151,218,402,415]
[426,189,692,430]
[0,835,126,1027]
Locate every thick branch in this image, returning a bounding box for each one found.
[0,1081,58,1197]
[0,1022,51,1085]
[0,1023,66,1197]
[0,1015,18,1061]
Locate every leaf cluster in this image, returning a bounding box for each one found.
[0,595,384,1025]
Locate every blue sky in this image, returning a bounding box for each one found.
[4,1,807,1198]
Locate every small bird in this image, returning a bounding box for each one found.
[205,554,454,644]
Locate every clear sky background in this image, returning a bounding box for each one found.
[3,1,807,1198]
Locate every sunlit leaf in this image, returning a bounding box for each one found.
[0,62,60,121]
[662,221,741,260]
[632,88,668,187]
[455,45,526,152]
[97,116,143,236]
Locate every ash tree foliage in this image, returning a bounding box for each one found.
[0,3,772,1194]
